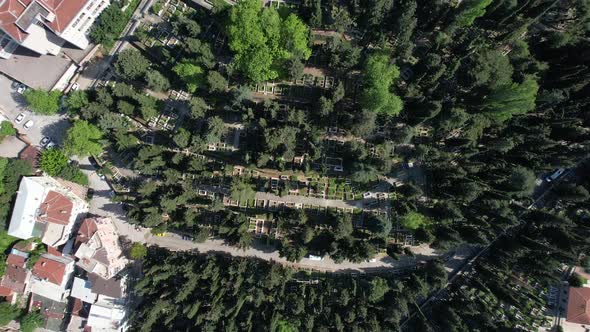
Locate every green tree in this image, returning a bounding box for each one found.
[173,61,204,93]
[401,212,430,230]
[281,14,312,59]
[451,0,493,29]
[506,166,536,197]
[0,302,20,326]
[206,71,228,93]
[569,274,587,287]
[115,49,150,80]
[145,71,171,92]
[227,0,311,82]
[89,2,129,48]
[23,89,62,115]
[65,90,89,113]
[189,97,208,119]
[39,149,69,176]
[173,128,191,148]
[368,277,389,302]
[63,121,103,157]
[0,121,16,139]
[230,177,255,203]
[19,311,44,332]
[117,100,135,116]
[130,242,148,259]
[360,54,403,116]
[483,76,539,122]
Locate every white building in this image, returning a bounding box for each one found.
[8,176,88,248]
[0,0,110,59]
[75,217,128,280]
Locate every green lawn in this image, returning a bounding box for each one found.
[0,231,17,253]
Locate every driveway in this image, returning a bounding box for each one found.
[0,74,70,146]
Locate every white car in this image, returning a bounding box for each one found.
[40,137,51,147]
[546,168,566,182]
[23,120,34,129]
[46,142,56,149]
[71,82,80,91]
[15,113,25,124]
[16,84,26,94]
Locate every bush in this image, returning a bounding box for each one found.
[130,242,147,259]
[569,274,587,287]
[23,89,62,115]
[0,302,20,326]
[0,121,16,137]
[39,149,88,185]
[19,311,44,332]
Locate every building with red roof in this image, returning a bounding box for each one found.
[7,176,89,247]
[29,253,74,302]
[0,248,31,303]
[567,287,590,325]
[0,0,110,59]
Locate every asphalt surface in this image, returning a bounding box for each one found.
[0,74,70,146]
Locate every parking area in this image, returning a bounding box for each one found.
[0,74,70,147]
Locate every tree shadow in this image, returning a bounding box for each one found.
[39,118,72,145]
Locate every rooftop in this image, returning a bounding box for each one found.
[32,253,70,285]
[567,287,590,325]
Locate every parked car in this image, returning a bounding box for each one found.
[14,113,25,124]
[97,172,106,180]
[16,84,26,94]
[87,188,94,199]
[308,254,324,261]
[11,81,19,89]
[546,168,566,182]
[70,82,80,91]
[40,137,51,147]
[46,142,56,149]
[23,120,34,129]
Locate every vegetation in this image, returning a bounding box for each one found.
[131,248,447,331]
[39,149,88,185]
[0,121,16,141]
[63,121,103,157]
[90,0,139,49]
[19,311,44,332]
[22,89,62,115]
[0,302,20,326]
[0,158,32,228]
[227,0,311,82]
[129,242,147,260]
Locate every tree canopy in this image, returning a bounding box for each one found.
[23,89,62,115]
[63,121,103,157]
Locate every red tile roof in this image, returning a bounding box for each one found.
[37,190,72,225]
[77,218,98,243]
[19,145,40,169]
[6,253,25,266]
[32,255,66,285]
[0,0,89,44]
[0,286,13,297]
[1,254,28,293]
[38,0,88,33]
[567,287,590,325]
[0,0,27,42]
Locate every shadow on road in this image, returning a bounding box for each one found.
[40,117,72,145]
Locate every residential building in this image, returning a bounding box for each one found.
[0,246,31,303]
[0,0,110,59]
[30,293,70,331]
[29,253,75,302]
[68,273,129,332]
[8,176,88,247]
[564,286,590,331]
[75,217,128,280]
